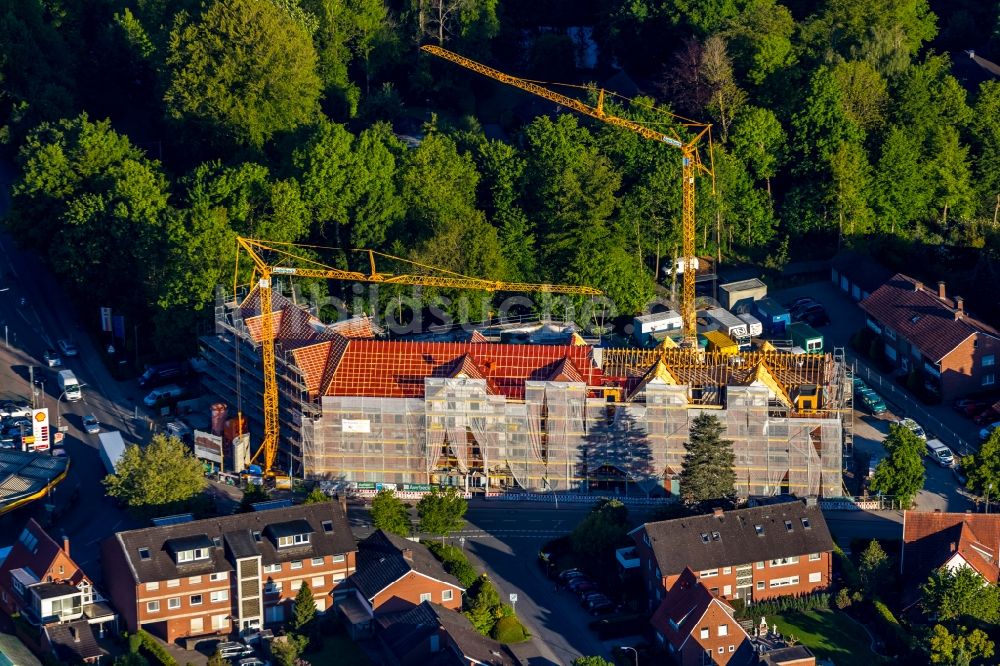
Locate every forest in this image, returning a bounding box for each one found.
[1,0,999,355]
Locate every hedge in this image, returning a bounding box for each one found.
[492,615,530,643]
[872,600,911,655]
[746,592,831,620]
[424,541,479,588]
[134,630,178,666]
[833,544,861,591]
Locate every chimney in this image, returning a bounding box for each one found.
[337,493,347,515]
[938,281,946,300]
[914,280,923,292]
[950,542,957,553]
[955,297,964,320]
[70,626,80,643]
[62,534,70,557]
[401,548,413,562]
[712,507,724,518]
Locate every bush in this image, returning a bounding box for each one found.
[835,588,852,609]
[491,615,530,643]
[747,592,831,619]
[134,630,178,666]
[872,600,911,655]
[128,633,142,654]
[424,541,479,588]
[834,544,861,591]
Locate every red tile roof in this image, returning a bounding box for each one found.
[902,511,1000,583]
[860,274,999,362]
[0,519,89,590]
[651,568,746,654]
[546,356,585,383]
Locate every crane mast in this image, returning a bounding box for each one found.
[420,44,713,341]
[235,236,601,480]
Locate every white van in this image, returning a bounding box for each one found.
[143,384,184,408]
[926,439,954,467]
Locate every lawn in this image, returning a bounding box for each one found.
[303,629,370,666]
[768,609,885,663]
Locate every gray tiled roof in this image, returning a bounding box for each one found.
[636,500,835,575]
[108,501,355,584]
[45,620,105,662]
[349,531,462,601]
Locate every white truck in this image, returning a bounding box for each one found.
[57,370,82,401]
[926,439,954,467]
[98,431,127,474]
[736,312,764,338]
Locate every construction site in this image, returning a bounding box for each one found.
[198,287,850,499]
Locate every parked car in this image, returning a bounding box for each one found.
[43,349,61,367]
[137,361,189,389]
[801,310,831,327]
[558,568,584,582]
[975,409,1000,426]
[785,297,817,311]
[793,303,827,320]
[0,402,31,419]
[859,389,887,415]
[980,422,1000,440]
[567,577,595,592]
[954,399,989,417]
[581,592,610,606]
[896,417,927,440]
[143,384,185,408]
[57,339,78,356]
[589,599,616,615]
[82,414,100,435]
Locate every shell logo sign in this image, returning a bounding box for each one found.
[28,408,49,451]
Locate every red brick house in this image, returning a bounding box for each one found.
[651,568,755,665]
[631,500,834,609]
[902,511,1000,583]
[101,501,356,645]
[336,530,464,638]
[859,274,1000,401]
[0,519,115,662]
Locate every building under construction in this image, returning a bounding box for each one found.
[199,288,850,498]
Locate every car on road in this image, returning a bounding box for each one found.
[896,417,927,440]
[954,399,989,417]
[57,339,78,356]
[82,414,100,434]
[43,349,62,367]
[980,422,1000,440]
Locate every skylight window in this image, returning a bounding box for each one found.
[754,525,764,536]
[138,548,150,561]
[18,529,38,553]
[785,521,793,532]
[711,532,721,542]
[322,521,334,533]
[701,533,710,544]
[801,518,811,529]
[253,531,262,542]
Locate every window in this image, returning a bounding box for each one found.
[190,617,203,633]
[277,534,311,548]
[700,628,709,639]
[885,327,896,341]
[146,600,160,613]
[322,520,334,533]
[984,355,996,368]
[801,518,811,529]
[290,560,303,570]
[210,590,228,603]
[809,572,822,583]
[700,569,719,578]
[718,625,728,636]
[809,553,821,561]
[168,597,181,610]
[138,548,150,561]
[723,585,732,596]
[145,582,159,591]
[700,533,710,544]
[332,554,345,563]
[177,548,208,563]
[784,520,793,532]
[723,567,732,575]
[729,646,735,653]
[18,529,38,552]
[212,614,228,630]
[769,576,800,588]
[984,374,996,387]
[167,579,180,588]
[754,525,764,536]
[420,593,432,603]
[252,531,262,542]
[769,556,799,567]
[190,594,203,606]
[718,647,725,654]
[212,537,222,547]
[757,581,764,590]
[442,589,454,602]
[291,580,302,591]
[332,573,345,582]
[189,576,202,584]
[264,581,282,595]
[264,564,281,574]
[711,531,721,542]
[210,573,227,582]
[755,562,764,569]
[312,577,325,589]
[311,557,324,566]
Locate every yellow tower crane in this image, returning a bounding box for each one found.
[235,236,602,482]
[420,44,714,343]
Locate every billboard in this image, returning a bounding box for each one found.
[28,408,50,452]
[193,430,223,464]
[342,419,371,433]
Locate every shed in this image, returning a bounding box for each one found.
[632,310,683,347]
[789,322,823,354]
[719,278,767,311]
[751,298,791,336]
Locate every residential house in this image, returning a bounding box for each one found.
[101,501,356,645]
[830,251,892,302]
[337,530,464,639]
[631,500,835,609]
[376,601,522,666]
[651,568,755,665]
[859,274,1000,401]
[42,621,105,664]
[901,510,1000,608]
[0,519,116,661]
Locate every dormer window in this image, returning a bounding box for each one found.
[165,535,214,564]
[322,521,334,533]
[278,534,310,547]
[177,548,209,563]
[266,520,315,549]
[711,531,721,542]
[138,548,150,561]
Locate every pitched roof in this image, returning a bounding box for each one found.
[378,602,522,666]
[651,569,752,657]
[0,519,88,589]
[349,530,462,602]
[45,620,104,662]
[107,501,354,584]
[902,511,1000,584]
[757,645,816,666]
[635,500,834,576]
[859,273,999,362]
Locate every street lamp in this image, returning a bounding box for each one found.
[56,391,68,429]
[618,646,638,665]
[988,483,994,515]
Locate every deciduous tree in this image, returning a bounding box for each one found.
[858,539,890,595]
[417,487,467,538]
[680,414,736,504]
[921,564,1000,624]
[730,106,784,197]
[103,435,207,516]
[961,429,1000,497]
[869,423,926,507]
[371,490,412,536]
[927,623,994,666]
